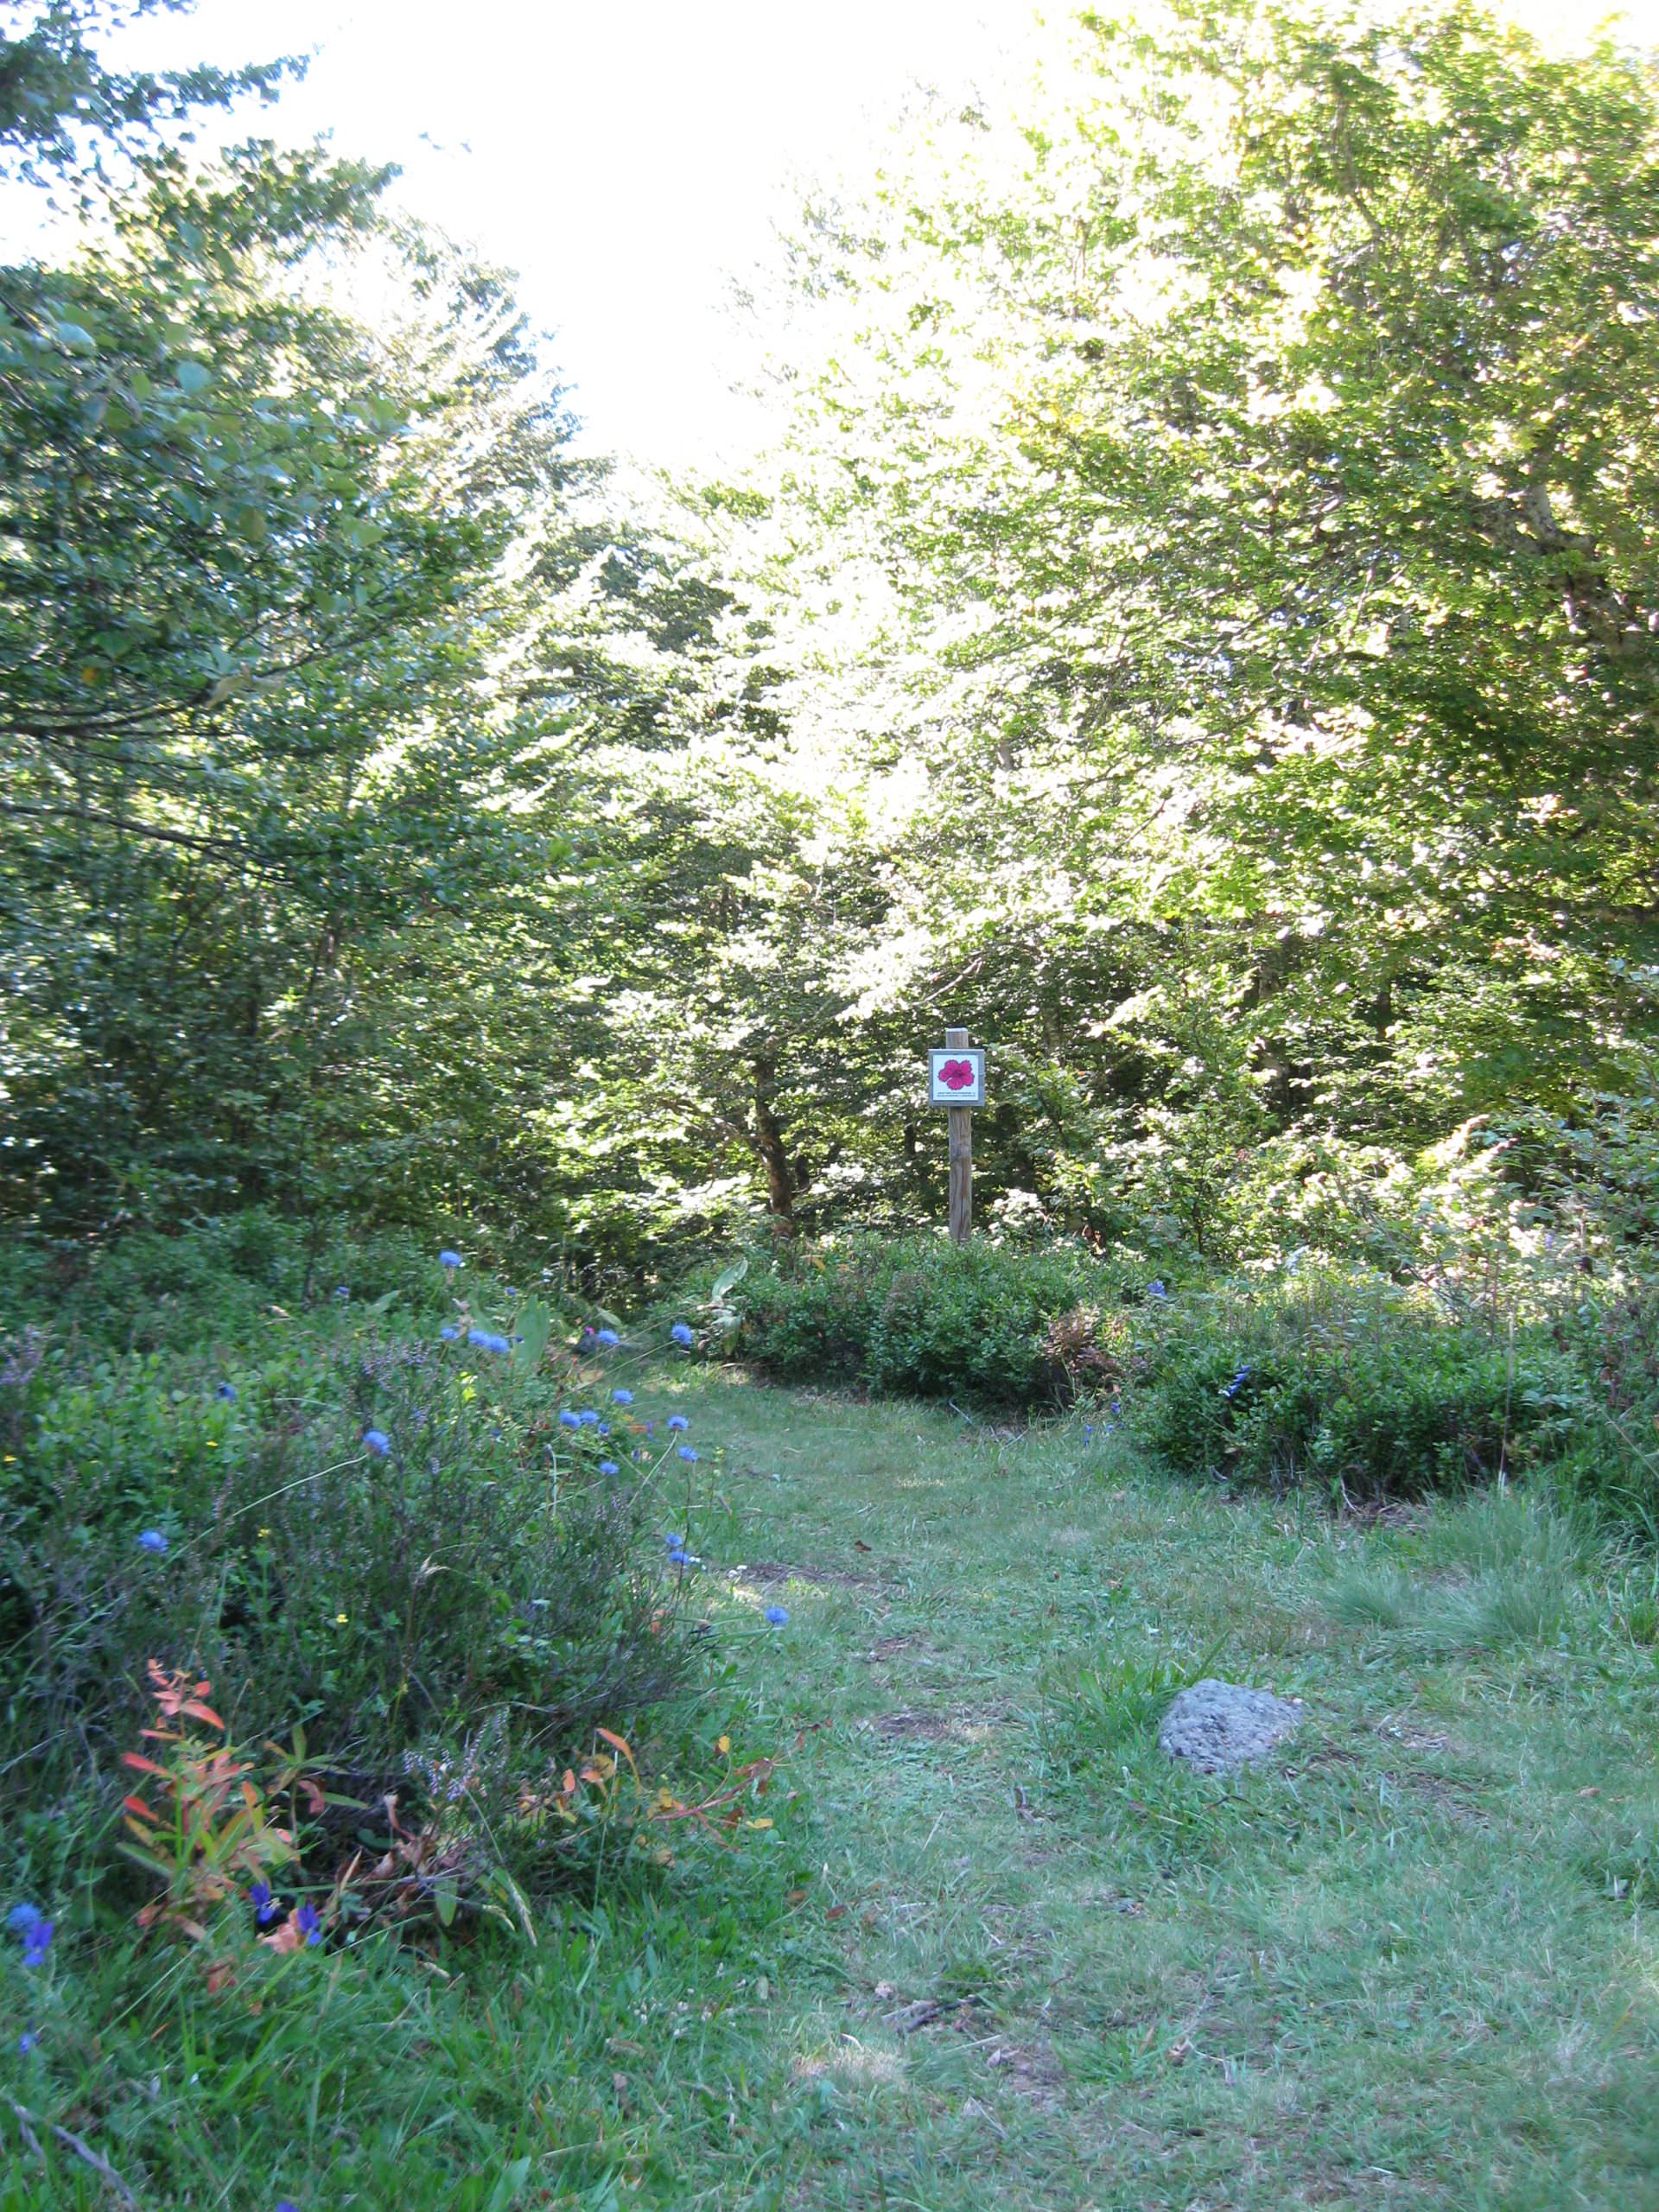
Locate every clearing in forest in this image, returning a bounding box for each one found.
[649,1374,1659,2211]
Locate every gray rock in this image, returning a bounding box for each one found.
[1157,1678,1302,1773]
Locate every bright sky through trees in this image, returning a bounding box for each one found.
[71,0,1659,469]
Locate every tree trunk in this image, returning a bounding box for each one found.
[750,1058,795,1228]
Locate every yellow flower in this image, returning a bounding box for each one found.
[257,1527,271,1538]
[335,1613,349,1624]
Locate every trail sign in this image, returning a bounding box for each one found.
[932,1028,984,1244]
[929,1046,986,1106]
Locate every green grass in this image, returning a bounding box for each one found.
[8,1370,1659,2207]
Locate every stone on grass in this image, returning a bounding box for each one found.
[1157,1679,1301,1774]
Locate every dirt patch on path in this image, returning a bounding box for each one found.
[729,1559,890,1592]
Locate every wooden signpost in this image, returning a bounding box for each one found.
[930,1027,986,1245]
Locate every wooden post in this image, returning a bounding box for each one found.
[946,1025,972,1246]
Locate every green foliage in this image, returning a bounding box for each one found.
[0,1274,701,1833]
[1131,1268,1573,1501]
[726,1232,1136,1407]
[0,1,296,186]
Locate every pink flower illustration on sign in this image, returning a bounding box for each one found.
[938,1058,976,1092]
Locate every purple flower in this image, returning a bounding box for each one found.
[250,1881,278,1925]
[598,1460,620,1476]
[670,1323,695,1347]
[439,1249,463,1269]
[363,1429,391,1457]
[611,1389,633,1406]
[1147,1281,1168,1300]
[138,1528,168,1555]
[6,1904,42,1935]
[276,2202,298,2212]
[21,1919,54,1968]
[215,1381,238,1402]
[1083,1424,1095,1440]
[667,1415,690,1433]
[764,1605,789,1627]
[294,1902,321,1947]
[677,1446,698,1464]
[558,1409,581,1429]
[17,2031,38,2054]
[594,1328,620,1347]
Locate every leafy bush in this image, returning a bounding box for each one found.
[0,1294,704,1842]
[1129,1267,1575,1503]
[721,1233,1145,1408]
[5,1210,498,1355]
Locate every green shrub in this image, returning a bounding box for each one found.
[1130,1267,1575,1502]
[6,1209,497,1354]
[720,1233,1143,1408]
[0,1308,702,1834]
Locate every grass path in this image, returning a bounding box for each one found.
[658,1372,1659,2211]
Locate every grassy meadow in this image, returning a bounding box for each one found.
[10,1342,1658,2209]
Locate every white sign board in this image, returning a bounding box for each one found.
[930,1046,986,1107]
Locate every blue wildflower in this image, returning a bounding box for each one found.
[215,1381,238,1402]
[276,2202,298,2212]
[558,1409,581,1430]
[1083,1424,1095,1440]
[334,1286,350,1302]
[294,1902,322,1947]
[6,1905,42,1936]
[467,1329,510,1355]
[677,1445,698,1464]
[1147,1281,1168,1300]
[594,1328,620,1347]
[670,1322,695,1347]
[363,1429,391,1457]
[250,1881,278,1926]
[439,1324,459,1341]
[21,1920,53,1968]
[577,1410,601,1427]
[598,1461,620,1477]
[664,1534,683,1554]
[1221,1363,1252,1401]
[439,1249,463,1269]
[138,1528,168,1555]
[667,1414,690,1433]
[17,2031,37,2054]
[611,1389,633,1406]
[764,1605,789,1627]
[596,1423,610,1437]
